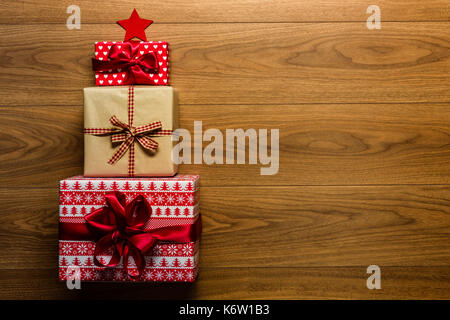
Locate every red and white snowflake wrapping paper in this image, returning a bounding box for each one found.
[94,41,169,86]
[59,175,200,282]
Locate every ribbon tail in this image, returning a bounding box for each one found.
[123,244,146,279]
[108,137,134,165]
[94,234,121,268]
[136,136,159,151]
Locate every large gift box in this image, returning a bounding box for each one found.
[59,175,201,282]
[93,41,169,86]
[84,86,178,177]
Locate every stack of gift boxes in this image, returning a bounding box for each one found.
[58,10,201,282]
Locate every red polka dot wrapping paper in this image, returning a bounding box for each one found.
[94,41,169,86]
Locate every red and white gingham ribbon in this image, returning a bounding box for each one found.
[84,86,172,176]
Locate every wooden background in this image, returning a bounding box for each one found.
[0,0,449,299]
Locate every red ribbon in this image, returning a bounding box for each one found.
[92,41,159,85]
[59,191,202,278]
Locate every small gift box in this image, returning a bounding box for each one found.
[93,41,169,86]
[84,86,178,177]
[92,9,169,86]
[58,175,201,282]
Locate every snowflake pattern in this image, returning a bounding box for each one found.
[167,245,178,255]
[125,193,135,203]
[94,194,104,204]
[83,270,94,280]
[185,270,194,281]
[166,194,175,205]
[154,270,165,281]
[61,243,73,255]
[74,194,83,203]
[115,270,125,281]
[155,246,165,255]
[63,194,72,202]
[59,267,198,282]
[77,244,88,254]
[156,194,165,204]
[175,271,185,281]
[176,195,185,204]
[103,269,115,281]
[182,245,193,256]
[143,270,153,281]
[59,177,200,282]
[165,270,174,280]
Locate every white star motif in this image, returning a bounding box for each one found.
[61,244,72,254]
[182,245,193,255]
[104,269,114,280]
[84,194,93,202]
[167,245,178,255]
[144,270,153,280]
[165,270,174,280]
[156,194,165,204]
[155,270,165,280]
[185,271,194,281]
[77,244,88,254]
[64,194,72,202]
[92,271,101,280]
[176,195,185,204]
[95,194,104,203]
[175,271,185,281]
[83,270,93,280]
[74,194,83,203]
[166,194,175,204]
[155,246,164,255]
[115,270,124,280]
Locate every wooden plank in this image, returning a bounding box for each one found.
[1,23,450,106]
[1,1,449,23]
[1,186,449,269]
[0,267,448,299]
[1,104,449,187]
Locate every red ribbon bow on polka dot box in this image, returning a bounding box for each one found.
[58,175,201,282]
[92,9,169,86]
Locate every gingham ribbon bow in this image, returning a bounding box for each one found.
[84,116,170,165]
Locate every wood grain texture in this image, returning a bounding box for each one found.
[1,0,449,300]
[1,186,449,269]
[1,0,449,23]
[1,104,449,187]
[0,267,449,299]
[1,23,450,106]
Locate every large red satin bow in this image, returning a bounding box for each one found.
[92,41,159,85]
[82,191,201,278]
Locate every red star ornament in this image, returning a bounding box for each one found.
[117,9,153,41]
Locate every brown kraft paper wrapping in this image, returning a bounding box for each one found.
[84,86,178,176]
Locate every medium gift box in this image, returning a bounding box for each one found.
[84,86,178,177]
[93,41,169,86]
[58,175,201,282]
